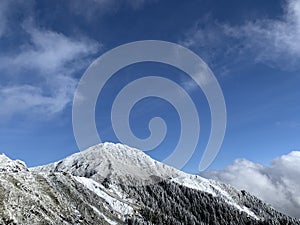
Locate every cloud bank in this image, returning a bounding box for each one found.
[202,151,300,218]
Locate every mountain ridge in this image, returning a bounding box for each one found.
[0,142,299,225]
[31,142,265,220]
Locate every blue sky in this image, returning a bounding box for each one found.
[0,0,300,174]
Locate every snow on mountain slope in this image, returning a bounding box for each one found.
[1,143,300,224]
[31,142,264,220]
[74,176,135,219]
[171,175,260,220]
[33,142,181,184]
[0,166,125,224]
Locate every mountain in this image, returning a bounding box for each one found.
[0,154,28,173]
[0,143,299,225]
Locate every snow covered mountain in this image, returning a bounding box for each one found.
[0,154,28,173]
[33,143,180,184]
[1,143,299,224]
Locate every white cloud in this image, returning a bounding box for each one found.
[202,151,300,218]
[0,83,73,117]
[183,0,300,70]
[0,23,100,119]
[224,0,300,69]
[0,0,152,121]
[1,24,99,73]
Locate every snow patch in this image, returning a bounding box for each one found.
[74,176,134,218]
[90,205,118,225]
[172,174,260,220]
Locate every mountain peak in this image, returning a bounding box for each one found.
[0,153,28,172]
[33,142,180,184]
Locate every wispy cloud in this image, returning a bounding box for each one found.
[202,151,300,218]
[224,0,300,69]
[0,1,33,38]
[1,24,99,73]
[276,120,300,128]
[0,0,156,121]
[68,0,156,20]
[0,82,73,117]
[181,17,228,61]
[0,1,8,37]
[183,0,300,70]
[0,22,100,120]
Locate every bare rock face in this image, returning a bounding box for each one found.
[0,143,299,225]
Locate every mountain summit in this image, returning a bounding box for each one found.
[0,153,28,173]
[33,142,180,184]
[0,143,299,224]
